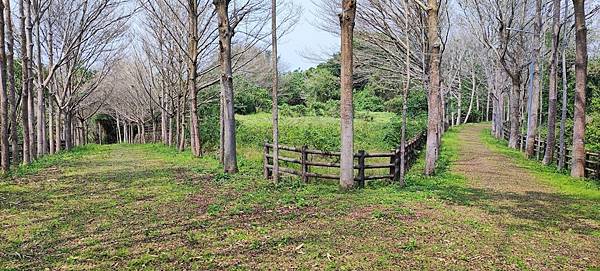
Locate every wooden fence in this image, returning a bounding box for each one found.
[501,126,600,180]
[263,132,427,186]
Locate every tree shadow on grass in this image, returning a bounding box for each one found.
[416,178,600,236]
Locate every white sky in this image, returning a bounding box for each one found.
[277,1,339,71]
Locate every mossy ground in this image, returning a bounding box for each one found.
[0,124,598,270]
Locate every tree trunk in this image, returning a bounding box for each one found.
[26,0,36,159]
[35,7,45,157]
[271,0,280,182]
[214,0,238,173]
[464,68,476,124]
[543,0,561,164]
[188,0,201,157]
[508,75,521,149]
[49,100,54,154]
[55,107,61,152]
[424,0,442,176]
[19,0,31,164]
[558,0,569,170]
[570,0,587,178]
[526,0,543,157]
[399,0,410,186]
[338,0,356,189]
[64,111,72,150]
[4,0,18,165]
[0,0,9,172]
[161,95,167,145]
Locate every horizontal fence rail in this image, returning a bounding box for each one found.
[501,126,600,180]
[264,132,426,186]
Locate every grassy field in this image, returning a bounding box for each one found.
[1,125,599,270]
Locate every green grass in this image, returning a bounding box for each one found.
[1,125,599,269]
[480,129,600,200]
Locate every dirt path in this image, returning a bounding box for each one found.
[451,123,555,194]
[443,123,600,269]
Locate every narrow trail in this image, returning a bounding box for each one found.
[444,123,600,269]
[451,123,555,194]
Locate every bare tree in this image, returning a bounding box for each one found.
[570,0,587,178]
[526,0,543,158]
[0,0,8,172]
[542,0,562,163]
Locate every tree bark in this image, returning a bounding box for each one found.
[214,0,238,173]
[508,74,521,148]
[0,0,9,172]
[35,5,45,156]
[26,0,36,158]
[49,100,54,154]
[188,0,201,157]
[55,107,61,152]
[558,0,569,170]
[338,0,356,189]
[19,0,31,164]
[271,0,280,182]
[570,0,587,178]
[424,0,442,176]
[4,0,18,165]
[399,0,410,186]
[464,68,476,124]
[526,0,543,157]
[543,0,561,164]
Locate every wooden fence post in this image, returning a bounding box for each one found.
[393,149,400,182]
[358,150,366,188]
[595,156,600,180]
[263,142,271,179]
[301,145,309,183]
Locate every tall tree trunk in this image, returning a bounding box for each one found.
[424,0,442,175]
[4,0,18,165]
[570,0,587,178]
[188,0,201,157]
[271,0,280,182]
[219,94,224,163]
[64,111,72,150]
[558,0,569,170]
[48,100,54,154]
[19,0,31,164]
[161,95,167,144]
[26,0,36,158]
[35,6,45,157]
[55,107,61,152]
[526,0,543,157]
[456,81,462,125]
[399,0,410,186]
[464,68,476,124]
[338,0,356,189]
[0,0,9,172]
[543,0,562,164]
[123,121,128,144]
[116,113,121,143]
[537,61,544,160]
[214,0,238,173]
[508,74,521,148]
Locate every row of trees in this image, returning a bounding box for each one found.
[332,0,594,188]
[0,0,130,173]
